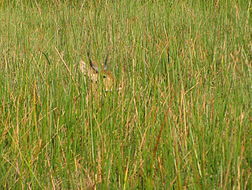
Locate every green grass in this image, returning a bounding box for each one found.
[0,0,251,189]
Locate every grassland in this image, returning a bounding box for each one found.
[0,0,251,189]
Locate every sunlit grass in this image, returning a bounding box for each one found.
[0,0,251,189]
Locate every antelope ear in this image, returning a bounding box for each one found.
[79,60,87,74]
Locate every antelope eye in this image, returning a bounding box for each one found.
[103,75,107,78]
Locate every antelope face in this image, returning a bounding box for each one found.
[79,52,114,92]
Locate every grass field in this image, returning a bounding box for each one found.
[0,0,251,189]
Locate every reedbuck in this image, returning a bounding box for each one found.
[79,52,114,93]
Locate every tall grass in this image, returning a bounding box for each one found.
[0,0,251,189]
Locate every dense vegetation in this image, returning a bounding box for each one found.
[0,0,251,189]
